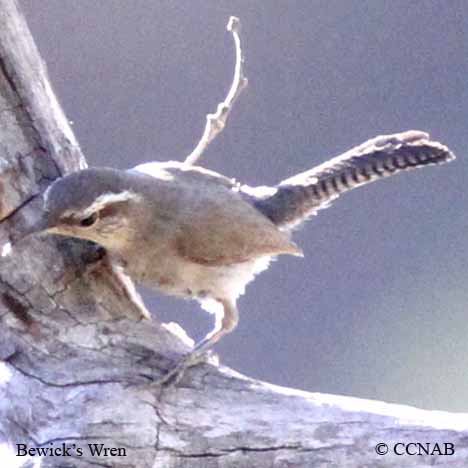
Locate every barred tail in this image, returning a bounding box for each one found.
[253,131,455,229]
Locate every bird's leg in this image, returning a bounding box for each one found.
[105,256,152,321]
[158,298,239,385]
[193,298,239,353]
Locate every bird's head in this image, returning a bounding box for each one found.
[9,168,143,252]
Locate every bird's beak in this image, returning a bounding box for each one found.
[1,194,51,257]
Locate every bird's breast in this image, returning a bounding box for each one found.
[129,248,272,302]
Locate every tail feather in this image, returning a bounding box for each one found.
[252,131,455,229]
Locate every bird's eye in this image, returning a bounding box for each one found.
[79,212,98,227]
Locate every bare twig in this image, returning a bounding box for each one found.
[184,16,248,166]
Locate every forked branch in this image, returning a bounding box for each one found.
[184,16,248,166]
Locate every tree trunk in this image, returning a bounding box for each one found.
[0,1,467,467]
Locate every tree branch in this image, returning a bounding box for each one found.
[184,16,248,166]
[0,2,467,467]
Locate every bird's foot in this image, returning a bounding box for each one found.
[158,350,215,386]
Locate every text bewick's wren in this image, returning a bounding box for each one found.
[10,131,455,376]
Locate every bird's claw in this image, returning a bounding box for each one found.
[158,350,214,386]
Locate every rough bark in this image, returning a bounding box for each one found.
[0,1,467,467]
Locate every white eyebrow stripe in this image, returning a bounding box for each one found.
[66,191,142,219]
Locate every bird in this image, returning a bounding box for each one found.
[6,130,455,380]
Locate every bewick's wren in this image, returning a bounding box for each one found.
[7,130,454,378]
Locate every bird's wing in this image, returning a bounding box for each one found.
[173,183,302,266]
[251,130,455,229]
[132,161,302,266]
